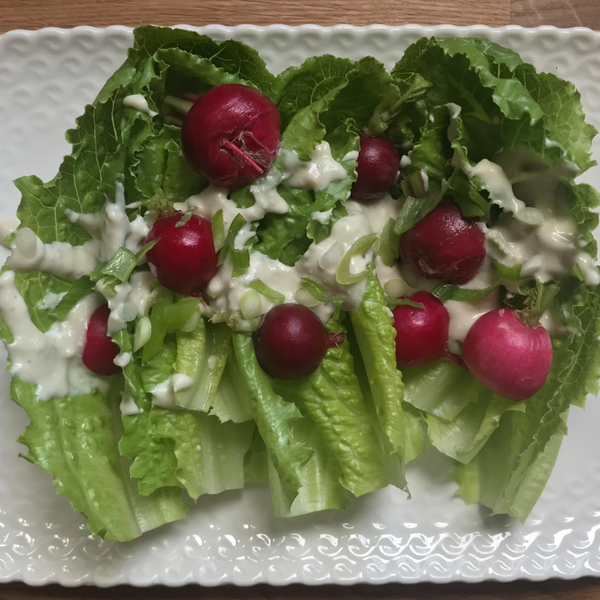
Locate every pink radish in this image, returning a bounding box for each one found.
[462,307,552,401]
[146,212,218,297]
[392,292,450,367]
[254,304,344,380]
[181,83,281,188]
[351,134,400,202]
[82,305,121,376]
[400,201,486,284]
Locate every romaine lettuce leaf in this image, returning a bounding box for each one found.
[350,271,406,482]
[128,124,203,209]
[273,315,390,497]
[174,318,227,409]
[256,120,358,265]
[402,359,525,464]
[114,330,182,495]
[151,409,255,499]
[210,351,254,423]
[12,377,187,541]
[267,417,349,517]
[130,25,275,94]
[232,332,312,505]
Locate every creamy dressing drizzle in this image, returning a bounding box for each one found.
[284,142,347,192]
[311,208,333,224]
[120,395,143,416]
[347,194,401,234]
[0,271,107,400]
[97,271,155,333]
[7,228,100,279]
[447,108,599,287]
[150,374,194,409]
[176,184,281,238]
[40,291,67,310]
[113,352,132,368]
[123,94,157,117]
[206,203,379,322]
[66,182,149,262]
[177,142,347,239]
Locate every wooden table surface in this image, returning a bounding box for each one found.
[1,0,599,598]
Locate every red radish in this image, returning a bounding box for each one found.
[254,304,344,380]
[400,201,486,284]
[146,212,218,297]
[82,305,121,376]
[181,83,281,188]
[351,134,400,202]
[392,292,450,367]
[463,307,552,401]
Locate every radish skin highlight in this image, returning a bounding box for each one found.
[462,307,553,401]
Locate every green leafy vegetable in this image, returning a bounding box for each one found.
[350,272,406,484]
[12,379,187,541]
[232,332,312,507]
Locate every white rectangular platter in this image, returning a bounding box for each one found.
[0,24,599,586]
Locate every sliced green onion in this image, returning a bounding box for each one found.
[164,298,200,330]
[393,183,448,237]
[294,287,321,308]
[227,310,260,333]
[95,275,119,296]
[301,277,330,302]
[49,277,94,320]
[175,209,195,228]
[142,297,172,364]
[91,240,158,283]
[91,247,136,282]
[378,218,400,266]
[431,282,499,302]
[248,280,285,305]
[133,316,152,352]
[212,209,226,252]
[240,289,262,319]
[336,234,377,285]
[491,258,525,282]
[515,207,544,226]
[388,298,424,309]
[180,310,201,333]
[401,171,429,199]
[231,249,250,277]
[222,214,250,276]
[135,238,159,263]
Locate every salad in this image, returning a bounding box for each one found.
[1,25,599,542]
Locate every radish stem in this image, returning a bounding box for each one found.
[164,96,194,115]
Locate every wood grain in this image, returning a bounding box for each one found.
[0,0,509,32]
[512,0,600,28]
[0,0,599,598]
